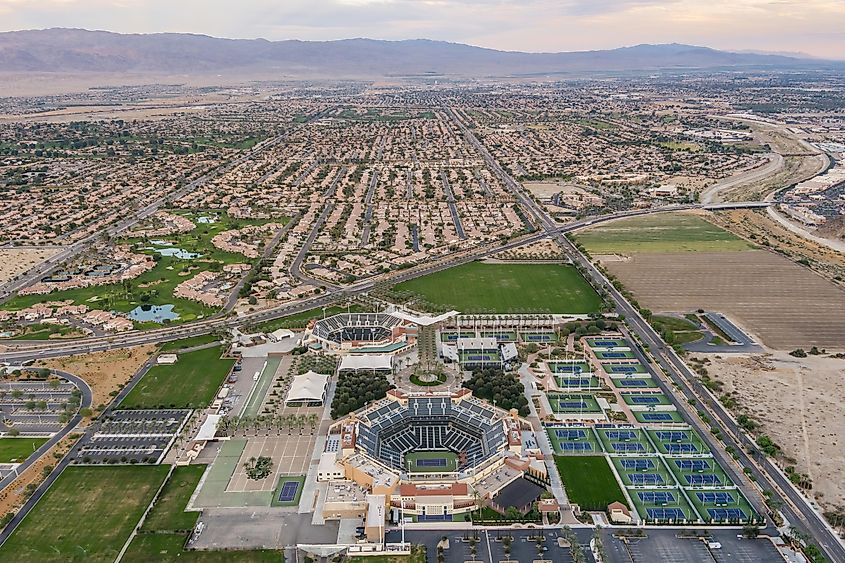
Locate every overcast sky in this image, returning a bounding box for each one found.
[1,0,843,59]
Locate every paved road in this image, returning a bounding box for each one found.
[0,368,94,544]
[449,105,845,563]
[0,132,293,303]
[360,170,380,248]
[440,169,467,240]
[700,152,784,204]
[0,354,159,545]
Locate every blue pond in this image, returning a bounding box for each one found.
[149,247,202,259]
[128,304,180,323]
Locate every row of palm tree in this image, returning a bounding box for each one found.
[216,412,319,437]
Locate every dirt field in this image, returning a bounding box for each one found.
[601,250,845,349]
[35,345,157,409]
[710,209,845,285]
[698,351,845,513]
[0,248,61,284]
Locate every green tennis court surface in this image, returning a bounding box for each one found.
[405,450,459,473]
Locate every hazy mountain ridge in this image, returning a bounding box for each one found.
[0,28,831,76]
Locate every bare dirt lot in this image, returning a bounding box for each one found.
[35,345,157,408]
[698,351,845,513]
[0,247,61,284]
[602,250,845,349]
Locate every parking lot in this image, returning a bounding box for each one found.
[73,409,190,465]
[0,380,79,434]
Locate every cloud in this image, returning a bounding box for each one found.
[0,0,842,59]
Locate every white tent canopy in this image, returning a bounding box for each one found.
[338,354,394,372]
[285,370,330,405]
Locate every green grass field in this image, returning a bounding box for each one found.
[392,262,602,314]
[576,213,752,254]
[0,437,48,462]
[405,450,459,473]
[123,533,282,563]
[142,465,205,532]
[0,465,169,563]
[554,455,627,511]
[119,345,234,409]
[1,211,286,329]
[159,334,221,352]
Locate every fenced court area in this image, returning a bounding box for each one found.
[596,427,655,454]
[612,377,658,390]
[602,361,647,375]
[440,331,476,342]
[405,450,459,473]
[548,360,591,374]
[634,410,683,423]
[520,331,555,342]
[667,456,731,488]
[546,426,601,454]
[594,349,636,360]
[630,488,696,523]
[480,330,517,342]
[647,428,709,454]
[272,475,306,507]
[689,489,756,523]
[612,456,674,487]
[458,350,501,364]
[548,394,602,414]
[585,337,628,349]
[622,393,671,406]
[554,375,601,390]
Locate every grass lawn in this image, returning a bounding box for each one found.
[119,346,233,409]
[1,211,287,329]
[651,315,698,332]
[554,455,627,511]
[576,213,752,254]
[142,465,206,532]
[0,437,49,462]
[123,533,282,563]
[392,262,602,314]
[0,465,169,563]
[159,334,221,352]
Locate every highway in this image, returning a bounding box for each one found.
[447,106,845,563]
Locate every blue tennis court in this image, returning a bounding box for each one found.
[630,396,660,404]
[638,491,676,503]
[606,430,637,440]
[562,443,593,452]
[619,380,648,387]
[417,458,447,467]
[525,334,552,341]
[556,365,583,373]
[601,352,627,358]
[685,474,721,486]
[707,508,747,520]
[558,378,593,387]
[656,431,688,441]
[609,365,638,373]
[556,429,587,439]
[558,401,589,409]
[613,442,645,453]
[666,443,698,454]
[629,473,664,485]
[641,413,673,421]
[592,340,621,347]
[675,459,710,471]
[621,459,655,470]
[697,492,734,504]
[647,508,685,520]
[278,481,300,503]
